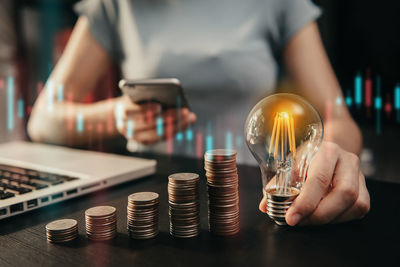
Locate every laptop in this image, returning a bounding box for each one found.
[0,141,156,220]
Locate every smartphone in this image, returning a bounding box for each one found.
[119,78,189,109]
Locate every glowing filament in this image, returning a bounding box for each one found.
[269,112,296,159]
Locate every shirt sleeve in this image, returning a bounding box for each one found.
[279,0,322,46]
[74,0,119,60]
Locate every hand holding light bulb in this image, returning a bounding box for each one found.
[260,141,370,226]
[245,93,370,226]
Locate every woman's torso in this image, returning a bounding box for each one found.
[117,0,281,164]
[75,0,321,164]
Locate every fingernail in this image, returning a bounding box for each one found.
[287,213,301,226]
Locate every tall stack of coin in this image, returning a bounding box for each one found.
[168,173,200,238]
[46,219,78,243]
[204,149,240,235]
[85,206,117,241]
[127,192,159,239]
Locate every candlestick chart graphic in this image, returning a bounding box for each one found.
[0,70,398,158]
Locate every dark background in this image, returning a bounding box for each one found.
[316,0,400,89]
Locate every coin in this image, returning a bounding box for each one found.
[168,173,200,238]
[127,192,159,239]
[204,149,240,236]
[85,206,117,241]
[128,192,159,204]
[46,219,78,243]
[169,172,199,183]
[85,206,116,217]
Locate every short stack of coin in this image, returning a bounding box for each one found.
[46,219,78,243]
[85,206,117,241]
[168,173,200,238]
[127,192,159,239]
[204,149,240,236]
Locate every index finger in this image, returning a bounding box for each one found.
[285,142,340,226]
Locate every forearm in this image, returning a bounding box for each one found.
[282,22,362,156]
[28,97,122,146]
[323,117,362,155]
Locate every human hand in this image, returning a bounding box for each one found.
[259,141,370,226]
[114,95,196,145]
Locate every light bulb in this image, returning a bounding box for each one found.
[244,93,323,225]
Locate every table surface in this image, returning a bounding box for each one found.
[0,153,398,267]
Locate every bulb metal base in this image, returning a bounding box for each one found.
[266,187,300,225]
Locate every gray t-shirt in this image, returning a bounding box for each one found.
[75,0,321,164]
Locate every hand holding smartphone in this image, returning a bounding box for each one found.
[117,78,195,150]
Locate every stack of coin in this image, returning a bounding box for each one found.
[127,192,159,239]
[45,219,78,243]
[204,149,240,235]
[168,173,200,238]
[85,206,117,241]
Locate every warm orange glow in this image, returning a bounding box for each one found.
[269,112,296,159]
[287,116,293,151]
[274,115,281,157]
[290,117,296,158]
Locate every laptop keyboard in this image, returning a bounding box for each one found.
[0,164,79,200]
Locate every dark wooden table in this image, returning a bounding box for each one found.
[0,154,398,267]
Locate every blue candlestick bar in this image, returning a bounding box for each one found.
[226,131,232,150]
[236,135,242,149]
[127,120,134,139]
[116,102,123,130]
[186,126,193,141]
[156,115,163,137]
[176,132,183,141]
[206,135,213,153]
[7,76,14,131]
[355,72,362,107]
[346,89,353,107]
[375,76,382,135]
[176,95,182,142]
[395,85,400,123]
[18,99,24,119]
[57,84,64,102]
[335,96,343,106]
[185,126,193,154]
[77,113,84,133]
